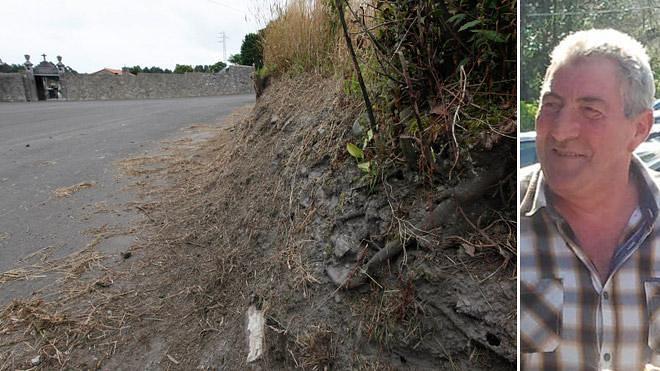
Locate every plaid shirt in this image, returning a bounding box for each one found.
[520,158,660,371]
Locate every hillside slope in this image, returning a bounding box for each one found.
[0,75,515,370]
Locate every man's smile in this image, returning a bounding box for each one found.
[552,148,587,158]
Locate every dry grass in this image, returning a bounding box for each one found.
[0,135,199,369]
[53,182,95,198]
[350,277,422,348]
[262,0,349,76]
[0,219,141,368]
[0,241,105,286]
[293,325,337,369]
[116,155,172,177]
[2,127,223,366]
[0,284,141,369]
[2,299,74,334]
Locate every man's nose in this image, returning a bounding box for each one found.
[549,108,579,142]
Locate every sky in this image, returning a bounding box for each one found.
[0,0,277,73]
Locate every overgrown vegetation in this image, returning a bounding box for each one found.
[261,0,344,76]
[251,3,517,366]
[259,0,515,185]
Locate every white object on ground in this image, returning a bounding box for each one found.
[246,304,265,363]
[31,355,41,365]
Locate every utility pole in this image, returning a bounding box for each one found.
[218,32,228,62]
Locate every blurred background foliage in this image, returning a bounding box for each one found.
[521,0,660,131]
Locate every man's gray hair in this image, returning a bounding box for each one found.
[541,29,655,117]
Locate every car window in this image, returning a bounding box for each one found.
[650,161,660,172]
[520,141,537,167]
[638,151,657,162]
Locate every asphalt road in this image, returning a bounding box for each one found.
[0,95,254,303]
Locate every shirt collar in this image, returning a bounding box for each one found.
[520,164,546,217]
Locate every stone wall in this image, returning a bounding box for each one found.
[62,65,254,101]
[0,65,254,102]
[0,73,27,102]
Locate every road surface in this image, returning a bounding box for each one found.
[0,95,254,304]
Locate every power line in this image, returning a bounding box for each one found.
[205,0,245,14]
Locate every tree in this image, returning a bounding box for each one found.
[521,0,660,101]
[209,61,227,73]
[0,63,24,73]
[138,66,167,73]
[127,65,142,75]
[232,32,263,67]
[228,54,242,64]
[174,64,193,74]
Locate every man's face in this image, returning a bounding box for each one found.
[536,56,647,199]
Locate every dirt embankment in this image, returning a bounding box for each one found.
[0,75,515,370]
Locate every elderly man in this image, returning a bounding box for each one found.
[520,29,657,370]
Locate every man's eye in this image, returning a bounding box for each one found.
[582,107,602,119]
[543,102,560,111]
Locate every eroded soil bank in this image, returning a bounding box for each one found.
[0,75,515,370]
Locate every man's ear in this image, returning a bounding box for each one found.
[629,109,654,151]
